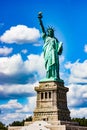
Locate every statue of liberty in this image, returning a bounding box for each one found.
[38,12,63,82]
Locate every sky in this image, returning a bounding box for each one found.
[0,0,87,125]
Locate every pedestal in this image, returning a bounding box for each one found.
[33,81,71,122]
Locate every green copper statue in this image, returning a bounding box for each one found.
[38,12,63,82]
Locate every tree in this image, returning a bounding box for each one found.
[71,117,87,126]
[0,122,7,130]
[9,116,32,126]
[25,116,32,121]
[9,121,24,126]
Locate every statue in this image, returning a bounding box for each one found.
[38,12,63,82]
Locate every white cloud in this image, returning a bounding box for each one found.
[0,46,13,56]
[16,96,36,113]
[0,112,31,125]
[0,25,40,44]
[65,59,87,118]
[70,108,87,118]
[0,100,25,125]
[67,84,87,107]
[0,99,22,109]
[0,86,4,91]
[0,54,24,75]
[59,55,65,63]
[25,53,45,77]
[0,97,36,125]
[0,81,38,99]
[21,49,28,54]
[84,44,87,53]
[28,96,36,111]
[0,53,45,77]
[65,60,87,83]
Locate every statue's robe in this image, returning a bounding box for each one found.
[42,33,61,79]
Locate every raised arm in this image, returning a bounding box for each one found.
[38,12,46,34]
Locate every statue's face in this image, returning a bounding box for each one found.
[47,29,54,37]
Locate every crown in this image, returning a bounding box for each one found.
[47,26,55,32]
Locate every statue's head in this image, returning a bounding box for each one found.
[47,27,54,37]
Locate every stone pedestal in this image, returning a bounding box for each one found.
[33,81,87,129]
[33,81,71,122]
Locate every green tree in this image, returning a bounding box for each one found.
[0,122,7,130]
[9,121,24,126]
[25,116,32,121]
[9,116,32,126]
[71,117,87,126]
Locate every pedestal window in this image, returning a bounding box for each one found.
[41,92,43,99]
[49,91,51,98]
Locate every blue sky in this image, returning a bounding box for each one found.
[0,0,87,125]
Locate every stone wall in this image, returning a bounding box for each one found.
[8,126,23,130]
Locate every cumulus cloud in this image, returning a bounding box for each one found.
[0,97,36,125]
[0,99,22,109]
[0,99,24,124]
[0,53,45,85]
[65,59,87,103]
[65,60,87,84]
[64,59,87,119]
[0,112,31,125]
[0,54,38,84]
[0,82,38,99]
[0,53,45,76]
[70,108,87,118]
[0,46,13,56]
[0,25,40,44]
[0,52,45,98]
[25,53,45,77]
[67,84,87,108]
[16,96,36,113]
[84,44,87,53]
[0,54,24,75]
